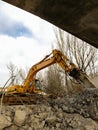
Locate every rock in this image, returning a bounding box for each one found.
[14,109,26,125]
[0,114,12,129]
[28,127,32,130]
[45,116,59,127]
[30,114,45,129]
[62,113,98,130]
[9,125,19,130]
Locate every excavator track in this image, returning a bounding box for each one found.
[0,93,49,105]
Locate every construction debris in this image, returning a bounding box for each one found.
[0,88,98,130]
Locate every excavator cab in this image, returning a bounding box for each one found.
[35,79,41,90]
[30,79,42,93]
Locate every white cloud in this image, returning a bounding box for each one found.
[0,34,54,85]
[1,1,55,43]
[0,35,53,66]
[0,1,57,85]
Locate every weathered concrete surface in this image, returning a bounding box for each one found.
[3,0,98,48]
[91,75,98,87]
[0,88,98,130]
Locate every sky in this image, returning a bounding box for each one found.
[0,1,57,86]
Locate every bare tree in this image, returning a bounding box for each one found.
[54,28,98,76]
[7,62,17,86]
[7,62,27,86]
[53,28,73,92]
[45,27,98,95]
[66,35,97,76]
[15,68,26,85]
[45,65,66,96]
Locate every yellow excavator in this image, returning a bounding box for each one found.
[5,49,95,95]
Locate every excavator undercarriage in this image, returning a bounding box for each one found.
[0,93,45,105]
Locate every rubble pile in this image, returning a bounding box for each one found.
[0,88,98,130]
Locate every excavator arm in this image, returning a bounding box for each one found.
[23,49,78,93]
[6,49,95,94]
